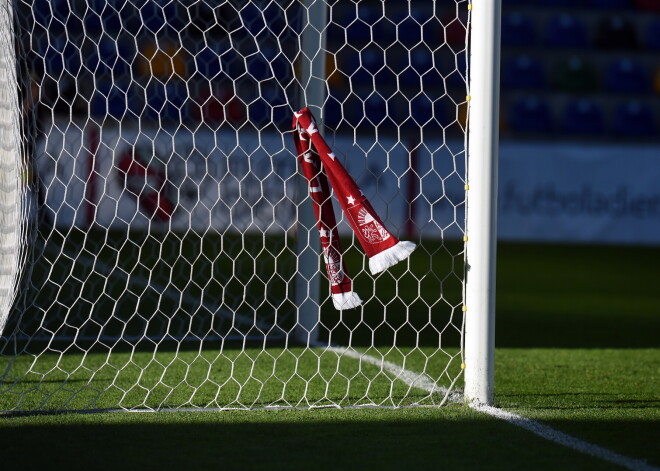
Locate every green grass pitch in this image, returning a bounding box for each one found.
[1,241,659,470]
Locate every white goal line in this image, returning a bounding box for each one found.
[5,337,655,471]
[471,403,659,471]
[324,346,659,471]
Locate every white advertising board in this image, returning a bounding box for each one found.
[498,141,660,245]
[36,121,659,245]
[36,123,465,239]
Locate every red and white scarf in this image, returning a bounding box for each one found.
[292,107,416,310]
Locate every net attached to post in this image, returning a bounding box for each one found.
[0,0,470,412]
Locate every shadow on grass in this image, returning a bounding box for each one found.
[0,410,645,471]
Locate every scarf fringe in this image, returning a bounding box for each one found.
[368,240,417,275]
[331,291,363,310]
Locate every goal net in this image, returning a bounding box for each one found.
[0,0,472,412]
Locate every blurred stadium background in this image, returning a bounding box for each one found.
[24,0,660,136]
[2,0,659,468]
[20,0,660,245]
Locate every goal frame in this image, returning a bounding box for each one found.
[464,0,501,406]
[293,0,502,405]
[0,0,500,408]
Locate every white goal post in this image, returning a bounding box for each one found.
[0,0,498,412]
[465,0,500,405]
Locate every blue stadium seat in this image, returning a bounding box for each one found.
[193,45,223,79]
[587,0,632,7]
[240,2,267,37]
[501,55,546,90]
[544,14,589,48]
[342,94,365,128]
[508,97,553,133]
[326,8,347,45]
[351,47,385,89]
[614,101,656,136]
[90,37,134,83]
[409,48,433,74]
[438,52,468,89]
[327,6,372,47]
[31,0,49,28]
[247,97,271,128]
[384,45,407,76]
[646,19,660,50]
[221,50,246,80]
[562,99,605,135]
[360,46,385,74]
[323,94,345,129]
[501,13,537,47]
[347,5,379,47]
[408,94,444,128]
[398,47,439,92]
[338,49,360,85]
[374,20,398,48]
[84,0,121,35]
[91,80,143,120]
[144,81,188,124]
[258,45,293,81]
[43,37,83,76]
[33,0,69,36]
[261,3,291,38]
[603,59,648,93]
[261,86,290,128]
[393,9,423,45]
[246,54,273,81]
[364,94,391,128]
[537,0,576,5]
[139,1,185,35]
[47,0,85,42]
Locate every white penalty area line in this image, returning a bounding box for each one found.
[325,345,659,471]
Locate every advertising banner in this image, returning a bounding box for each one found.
[36,123,465,239]
[36,122,659,245]
[498,141,660,245]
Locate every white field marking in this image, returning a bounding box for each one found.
[321,344,659,471]
[12,267,654,471]
[320,344,462,406]
[470,403,660,471]
[9,343,657,471]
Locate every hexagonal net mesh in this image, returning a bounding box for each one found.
[0,0,470,412]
